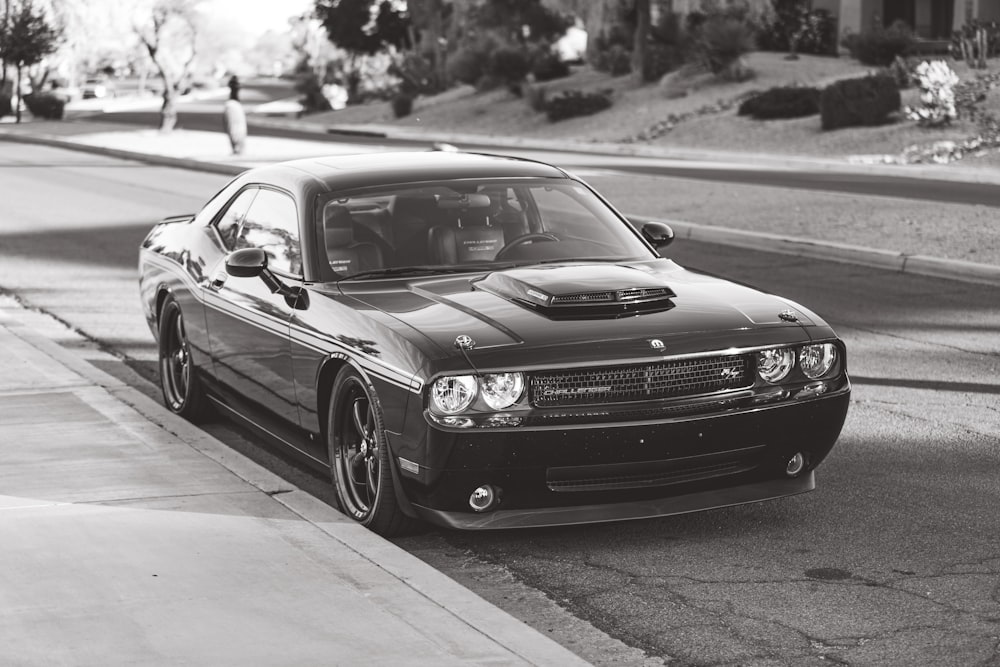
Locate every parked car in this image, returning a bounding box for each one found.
[138,151,850,536]
[82,77,115,99]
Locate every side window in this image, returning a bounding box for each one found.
[236,189,302,276]
[214,188,258,250]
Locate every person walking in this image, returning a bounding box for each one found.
[223,75,247,155]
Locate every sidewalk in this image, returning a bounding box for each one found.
[2,116,999,287]
[0,296,588,666]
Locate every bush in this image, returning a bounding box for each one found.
[23,92,66,120]
[593,43,632,76]
[0,93,11,118]
[531,51,570,82]
[843,21,915,66]
[758,2,837,55]
[448,45,492,86]
[294,65,333,113]
[738,86,820,119]
[488,47,531,90]
[524,83,547,112]
[545,89,613,122]
[391,92,413,118]
[820,74,901,130]
[642,43,680,83]
[692,7,756,76]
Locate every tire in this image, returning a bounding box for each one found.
[328,366,416,536]
[158,296,212,422]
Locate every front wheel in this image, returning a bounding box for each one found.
[328,366,416,536]
[158,296,211,422]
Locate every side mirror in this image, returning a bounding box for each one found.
[641,222,675,249]
[226,247,267,278]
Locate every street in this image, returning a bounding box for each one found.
[1,140,999,666]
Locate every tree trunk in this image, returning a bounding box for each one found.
[15,64,22,123]
[160,88,177,132]
[631,0,650,82]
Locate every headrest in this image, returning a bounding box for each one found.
[324,205,354,247]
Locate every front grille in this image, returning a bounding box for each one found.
[530,354,753,407]
[546,446,765,492]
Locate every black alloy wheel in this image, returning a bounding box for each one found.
[328,366,414,536]
[158,296,211,421]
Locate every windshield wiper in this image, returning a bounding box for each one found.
[343,265,487,280]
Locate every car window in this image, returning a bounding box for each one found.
[317,178,654,279]
[236,189,302,276]
[529,184,627,248]
[214,188,258,250]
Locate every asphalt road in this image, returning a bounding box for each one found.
[2,141,999,666]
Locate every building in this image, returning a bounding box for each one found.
[662,0,999,39]
[830,0,1000,39]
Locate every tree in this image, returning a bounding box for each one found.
[314,0,411,101]
[0,0,60,122]
[630,0,649,82]
[133,0,198,132]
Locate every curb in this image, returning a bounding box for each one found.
[4,127,999,288]
[662,219,1000,287]
[1,305,590,667]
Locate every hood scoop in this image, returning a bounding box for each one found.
[476,265,676,320]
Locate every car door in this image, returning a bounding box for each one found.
[204,186,303,429]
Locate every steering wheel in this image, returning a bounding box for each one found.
[495,233,559,260]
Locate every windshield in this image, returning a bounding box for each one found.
[318,178,655,280]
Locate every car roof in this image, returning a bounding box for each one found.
[240,151,570,194]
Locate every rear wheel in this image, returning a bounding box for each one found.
[158,296,211,421]
[328,366,415,536]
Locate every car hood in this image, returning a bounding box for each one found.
[338,261,826,369]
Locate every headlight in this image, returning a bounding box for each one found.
[480,372,525,410]
[757,348,794,383]
[431,375,477,414]
[800,344,837,379]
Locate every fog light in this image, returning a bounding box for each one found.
[786,452,806,477]
[469,484,499,512]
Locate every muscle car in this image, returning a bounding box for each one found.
[139,151,850,536]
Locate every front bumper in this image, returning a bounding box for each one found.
[392,388,850,529]
[412,472,815,530]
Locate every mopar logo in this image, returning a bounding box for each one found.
[650,339,665,350]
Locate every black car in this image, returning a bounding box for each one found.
[139,151,850,536]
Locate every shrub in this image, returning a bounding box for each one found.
[448,45,492,86]
[545,89,613,122]
[642,43,680,83]
[391,91,413,118]
[738,86,820,119]
[488,47,531,91]
[593,43,632,76]
[692,6,756,76]
[524,83,547,112]
[0,93,11,118]
[843,21,915,66]
[531,51,570,82]
[820,74,901,130]
[905,60,959,126]
[758,2,837,55]
[23,92,66,120]
[294,65,333,113]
